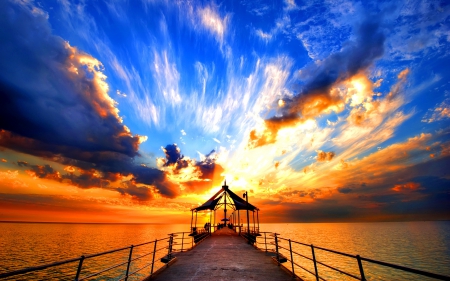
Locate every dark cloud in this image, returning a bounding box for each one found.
[157,144,225,194]
[16,161,61,180]
[0,1,143,158]
[411,176,450,195]
[196,150,224,181]
[338,187,353,194]
[249,16,386,147]
[162,144,183,166]
[0,2,184,200]
[117,181,154,201]
[17,161,28,167]
[130,165,180,198]
[61,170,109,189]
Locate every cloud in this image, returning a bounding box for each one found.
[117,181,155,201]
[386,1,450,60]
[337,187,353,194]
[198,6,228,45]
[248,17,386,148]
[422,95,450,123]
[19,162,61,181]
[158,144,225,194]
[152,50,182,107]
[0,1,188,200]
[0,1,145,158]
[316,151,335,162]
[392,182,421,192]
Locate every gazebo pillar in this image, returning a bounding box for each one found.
[253,211,255,233]
[238,210,240,234]
[195,211,198,232]
[257,209,260,233]
[190,210,194,233]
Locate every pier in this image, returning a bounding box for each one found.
[1,182,450,280]
[148,228,296,281]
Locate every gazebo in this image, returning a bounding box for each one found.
[190,181,260,236]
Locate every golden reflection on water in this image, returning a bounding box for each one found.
[0,223,189,280]
[258,221,450,281]
[1,221,449,280]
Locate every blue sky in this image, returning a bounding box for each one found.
[0,0,449,223]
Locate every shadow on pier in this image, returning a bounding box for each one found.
[147,227,298,281]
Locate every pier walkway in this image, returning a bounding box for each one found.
[149,228,298,281]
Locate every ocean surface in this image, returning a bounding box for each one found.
[1,221,449,280]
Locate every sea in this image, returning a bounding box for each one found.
[0,221,449,280]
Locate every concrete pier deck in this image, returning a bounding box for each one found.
[149,228,298,281]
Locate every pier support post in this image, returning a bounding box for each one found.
[168,234,174,259]
[275,233,280,265]
[125,245,134,281]
[150,239,157,275]
[289,239,295,277]
[311,244,319,281]
[74,255,84,281]
[356,255,366,281]
[264,233,267,252]
[181,233,185,252]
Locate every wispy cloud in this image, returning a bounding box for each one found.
[422,93,450,123]
[198,5,229,46]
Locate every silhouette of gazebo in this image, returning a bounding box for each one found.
[190,181,260,236]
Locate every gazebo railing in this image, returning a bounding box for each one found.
[253,232,450,281]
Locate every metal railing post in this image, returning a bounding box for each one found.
[168,234,173,259]
[356,255,366,281]
[264,233,268,252]
[150,239,157,275]
[74,255,84,281]
[124,245,134,281]
[311,244,319,281]
[275,234,280,266]
[181,232,185,252]
[289,239,295,277]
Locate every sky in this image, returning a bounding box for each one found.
[0,0,449,224]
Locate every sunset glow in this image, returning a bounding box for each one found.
[0,0,449,223]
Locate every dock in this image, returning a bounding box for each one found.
[2,182,449,281]
[148,228,297,281]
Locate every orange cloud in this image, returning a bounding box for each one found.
[248,114,304,148]
[317,151,335,162]
[392,182,420,192]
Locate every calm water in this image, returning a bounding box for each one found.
[257,221,450,281]
[1,221,449,280]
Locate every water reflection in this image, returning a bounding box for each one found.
[1,221,449,280]
[0,223,189,280]
[258,221,450,281]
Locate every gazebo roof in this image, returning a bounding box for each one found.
[192,182,258,212]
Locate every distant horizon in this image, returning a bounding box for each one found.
[2,219,449,225]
